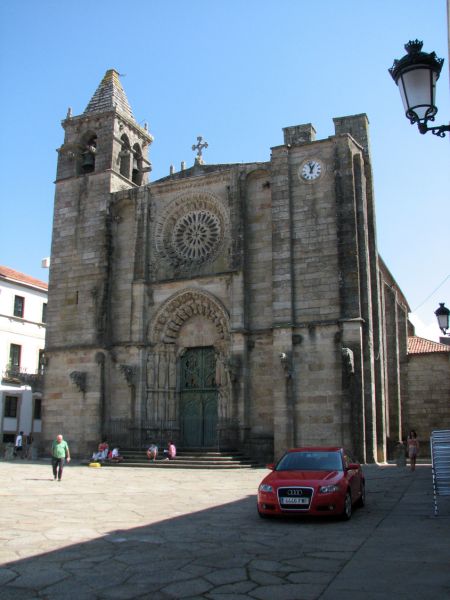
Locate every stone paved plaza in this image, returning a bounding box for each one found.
[0,461,449,599]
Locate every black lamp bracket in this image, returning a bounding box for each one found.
[418,122,450,137]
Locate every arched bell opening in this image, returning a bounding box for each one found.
[119,134,131,179]
[77,132,97,175]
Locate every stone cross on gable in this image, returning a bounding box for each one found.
[192,136,208,165]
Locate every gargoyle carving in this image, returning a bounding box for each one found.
[70,371,87,393]
[119,364,136,387]
[341,347,355,375]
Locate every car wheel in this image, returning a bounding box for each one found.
[356,482,365,508]
[342,491,352,520]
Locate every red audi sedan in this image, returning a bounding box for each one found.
[257,447,365,520]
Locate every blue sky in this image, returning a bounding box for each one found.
[0,0,448,340]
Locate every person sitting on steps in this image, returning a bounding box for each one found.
[146,443,158,461]
[92,439,109,462]
[165,441,176,460]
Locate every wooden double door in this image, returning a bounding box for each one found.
[180,347,218,448]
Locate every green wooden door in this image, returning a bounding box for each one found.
[180,347,217,447]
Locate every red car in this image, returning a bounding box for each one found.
[257,447,365,520]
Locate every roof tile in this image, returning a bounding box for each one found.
[0,265,48,290]
[408,335,450,355]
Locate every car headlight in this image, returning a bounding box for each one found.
[319,484,340,494]
[259,484,274,493]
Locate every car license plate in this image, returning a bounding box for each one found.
[281,497,309,505]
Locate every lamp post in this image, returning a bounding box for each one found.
[389,40,450,137]
[435,302,450,335]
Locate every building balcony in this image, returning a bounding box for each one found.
[2,367,44,392]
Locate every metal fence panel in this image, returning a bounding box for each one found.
[105,419,178,449]
[430,429,450,516]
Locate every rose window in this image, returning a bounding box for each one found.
[154,193,228,269]
[172,210,221,263]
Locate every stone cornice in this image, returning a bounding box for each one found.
[0,313,46,328]
[151,161,268,190]
[62,110,153,145]
[150,269,237,285]
[55,169,138,187]
[151,168,233,192]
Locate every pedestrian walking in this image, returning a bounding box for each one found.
[51,434,71,481]
[14,431,24,458]
[407,430,419,472]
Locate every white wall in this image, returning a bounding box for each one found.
[0,279,47,374]
[0,387,42,439]
[0,275,47,443]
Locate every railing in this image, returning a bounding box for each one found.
[104,417,240,451]
[2,367,44,392]
[104,419,179,449]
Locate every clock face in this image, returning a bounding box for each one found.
[300,160,323,181]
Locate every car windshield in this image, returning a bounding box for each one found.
[276,451,343,472]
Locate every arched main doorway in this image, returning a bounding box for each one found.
[180,347,218,447]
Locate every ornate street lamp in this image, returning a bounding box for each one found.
[389,40,450,137]
[435,302,450,335]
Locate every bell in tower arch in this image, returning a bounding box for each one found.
[80,135,97,174]
[132,143,143,185]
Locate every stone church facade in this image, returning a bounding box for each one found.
[42,69,411,463]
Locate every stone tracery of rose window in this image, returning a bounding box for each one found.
[155,194,227,267]
[172,210,221,262]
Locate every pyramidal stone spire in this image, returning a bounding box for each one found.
[84,69,135,121]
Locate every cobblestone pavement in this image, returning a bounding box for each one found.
[0,460,449,599]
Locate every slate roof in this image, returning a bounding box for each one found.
[0,266,48,291]
[408,335,450,355]
[84,69,134,121]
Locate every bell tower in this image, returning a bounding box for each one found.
[56,69,153,194]
[43,70,153,455]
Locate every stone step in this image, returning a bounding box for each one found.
[87,448,258,469]
[120,453,249,461]
[103,460,254,469]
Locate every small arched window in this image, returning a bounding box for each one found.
[119,135,131,179]
[132,143,143,185]
[78,133,97,175]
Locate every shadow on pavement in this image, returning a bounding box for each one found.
[0,463,448,600]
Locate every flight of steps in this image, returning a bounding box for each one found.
[97,448,259,469]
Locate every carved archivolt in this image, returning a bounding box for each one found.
[154,191,229,267]
[149,288,230,345]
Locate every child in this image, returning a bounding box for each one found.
[146,444,158,461]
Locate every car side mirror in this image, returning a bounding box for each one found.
[266,463,275,470]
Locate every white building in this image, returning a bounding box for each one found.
[0,266,47,447]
